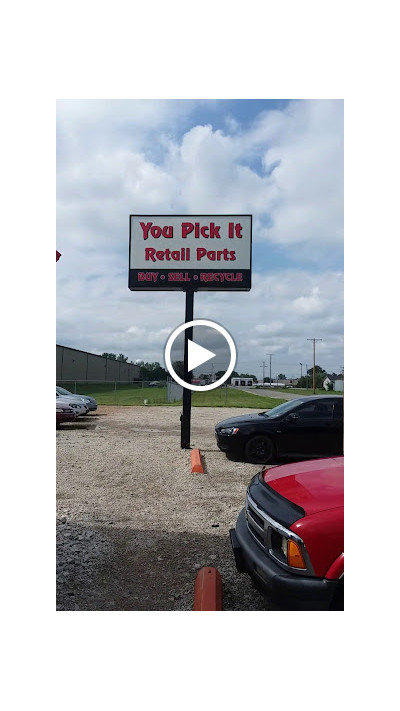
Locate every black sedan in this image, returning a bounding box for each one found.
[215,395,343,464]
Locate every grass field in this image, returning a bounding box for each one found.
[58,382,288,409]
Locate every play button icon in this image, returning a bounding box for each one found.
[164,319,237,392]
[188,340,216,372]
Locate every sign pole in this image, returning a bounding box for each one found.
[181,289,194,449]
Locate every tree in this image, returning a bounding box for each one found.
[101,352,117,360]
[171,361,185,379]
[277,373,286,380]
[215,370,226,379]
[140,361,168,381]
[117,354,128,362]
[299,365,327,389]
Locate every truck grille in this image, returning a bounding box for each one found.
[245,492,314,576]
[246,496,269,551]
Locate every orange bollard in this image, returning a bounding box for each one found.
[191,448,204,473]
[194,567,222,611]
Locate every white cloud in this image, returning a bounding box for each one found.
[57,100,343,376]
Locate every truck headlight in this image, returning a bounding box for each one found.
[271,530,307,570]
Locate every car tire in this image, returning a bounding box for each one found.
[245,435,274,464]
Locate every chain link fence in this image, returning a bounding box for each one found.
[56,380,173,405]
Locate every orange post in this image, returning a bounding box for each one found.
[191,448,204,473]
[194,567,222,611]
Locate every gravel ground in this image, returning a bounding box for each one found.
[56,405,278,611]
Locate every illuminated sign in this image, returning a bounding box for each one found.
[129,214,252,291]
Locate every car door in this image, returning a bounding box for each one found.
[277,400,336,457]
[331,398,344,454]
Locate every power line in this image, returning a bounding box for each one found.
[265,354,273,387]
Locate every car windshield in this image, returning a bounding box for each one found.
[57,386,72,396]
[260,399,305,419]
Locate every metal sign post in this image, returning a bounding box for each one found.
[181,289,194,448]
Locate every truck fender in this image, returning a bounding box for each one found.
[325,553,344,580]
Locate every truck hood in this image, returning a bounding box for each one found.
[262,457,344,516]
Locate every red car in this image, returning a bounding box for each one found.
[56,403,77,427]
[230,457,344,610]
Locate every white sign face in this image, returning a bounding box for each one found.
[129,214,252,291]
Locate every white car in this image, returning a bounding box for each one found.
[56,386,97,411]
[56,393,88,416]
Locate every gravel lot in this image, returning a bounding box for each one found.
[56,405,277,611]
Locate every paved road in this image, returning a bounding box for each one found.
[236,387,314,401]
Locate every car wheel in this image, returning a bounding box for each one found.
[245,435,274,464]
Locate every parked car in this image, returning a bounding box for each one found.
[56,403,77,426]
[215,395,343,463]
[56,386,97,411]
[230,456,344,610]
[56,394,88,417]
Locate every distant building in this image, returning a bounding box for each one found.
[323,373,344,392]
[231,377,254,387]
[57,344,141,382]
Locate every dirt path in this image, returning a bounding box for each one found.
[56,405,275,611]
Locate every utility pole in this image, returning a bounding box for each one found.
[306,363,308,389]
[266,354,273,388]
[300,362,303,380]
[307,338,322,394]
[260,361,266,383]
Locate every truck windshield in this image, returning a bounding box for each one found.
[261,399,305,419]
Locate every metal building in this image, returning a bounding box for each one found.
[56,345,141,383]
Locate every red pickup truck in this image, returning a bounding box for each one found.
[230,457,344,610]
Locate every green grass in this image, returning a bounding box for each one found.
[59,382,287,408]
[59,381,340,408]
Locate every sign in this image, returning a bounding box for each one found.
[129,214,252,291]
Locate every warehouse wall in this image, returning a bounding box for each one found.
[56,345,141,382]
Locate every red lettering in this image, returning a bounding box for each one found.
[140,222,152,240]
[209,223,221,239]
[156,250,164,260]
[182,222,194,238]
[197,248,207,260]
[145,248,156,262]
[200,225,209,238]
[229,250,236,261]
[235,223,242,238]
[138,271,158,281]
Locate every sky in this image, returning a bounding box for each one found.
[56,99,344,379]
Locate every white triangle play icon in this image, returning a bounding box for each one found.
[188,339,216,372]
